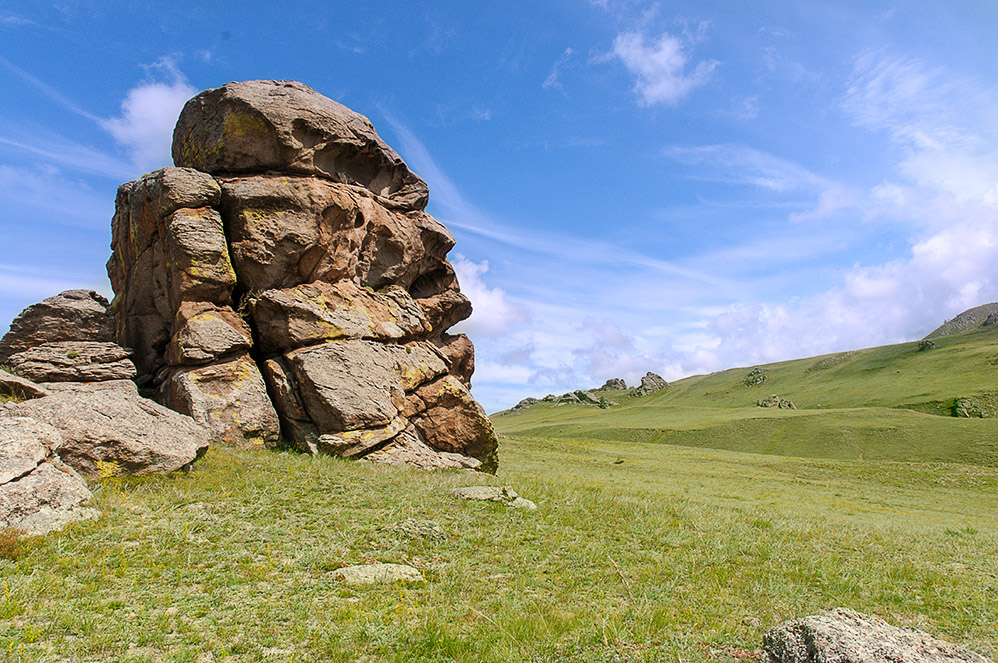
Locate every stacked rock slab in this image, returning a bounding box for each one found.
[108,80,498,472]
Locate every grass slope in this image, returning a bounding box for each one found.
[2,442,996,662]
[495,328,998,466]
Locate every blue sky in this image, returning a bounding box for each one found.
[1,1,997,412]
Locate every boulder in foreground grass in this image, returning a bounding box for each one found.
[332,563,423,585]
[0,417,97,535]
[763,608,992,663]
[5,380,209,479]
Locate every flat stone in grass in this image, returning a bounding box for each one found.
[763,608,993,663]
[450,485,537,510]
[332,563,423,585]
[385,518,446,541]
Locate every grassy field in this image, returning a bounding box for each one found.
[3,329,997,661]
[2,437,997,662]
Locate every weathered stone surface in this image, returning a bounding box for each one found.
[109,173,236,379]
[118,166,221,220]
[511,397,540,411]
[411,376,499,473]
[0,417,98,535]
[0,290,113,364]
[316,416,408,458]
[162,355,280,448]
[630,372,670,397]
[166,303,253,366]
[164,207,238,308]
[284,339,448,434]
[0,370,50,401]
[219,175,368,292]
[431,333,474,387]
[249,280,429,354]
[6,342,136,383]
[173,80,429,210]
[332,563,423,585]
[364,424,482,471]
[220,175,454,293]
[5,380,209,478]
[763,608,992,663]
[106,81,498,471]
[450,485,537,510]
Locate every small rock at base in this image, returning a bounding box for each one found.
[332,563,423,585]
[450,485,537,509]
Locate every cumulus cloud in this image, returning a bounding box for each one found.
[611,30,716,106]
[101,58,196,172]
[451,256,528,337]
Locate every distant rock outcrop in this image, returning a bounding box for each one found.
[596,378,627,391]
[745,367,768,387]
[757,394,796,410]
[925,302,998,339]
[630,372,670,397]
[763,608,991,662]
[107,80,497,472]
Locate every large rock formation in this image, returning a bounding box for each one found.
[108,80,498,472]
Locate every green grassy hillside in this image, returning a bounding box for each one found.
[495,328,998,466]
[2,441,996,662]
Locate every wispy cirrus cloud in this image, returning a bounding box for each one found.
[664,143,829,192]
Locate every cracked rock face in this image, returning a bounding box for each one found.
[108,80,498,472]
[0,417,97,535]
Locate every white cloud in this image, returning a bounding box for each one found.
[676,54,998,374]
[451,256,528,337]
[101,58,196,172]
[841,52,979,151]
[543,47,574,91]
[611,30,716,106]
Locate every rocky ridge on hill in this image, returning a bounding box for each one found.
[925,302,998,339]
